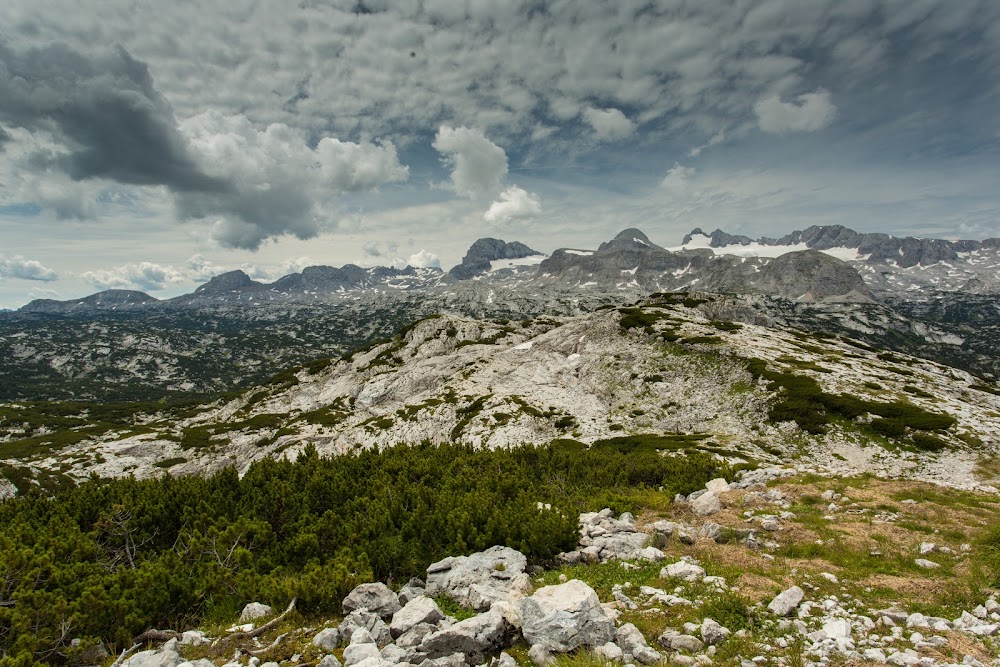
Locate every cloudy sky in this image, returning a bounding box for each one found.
[1,1,999,308]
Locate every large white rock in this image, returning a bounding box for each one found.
[822,618,851,639]
[705,478,730,493]
[390,596,445,638]
[343,582,401,619]
[426,545,527,611]
[691,491,721,516]
[767,586,805,616]
[343,643,381,667]
[519,579,615,653]
[661,561,705,582]
[122,650,183,667]
[239,602,273,622]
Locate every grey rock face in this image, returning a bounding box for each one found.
[395,622,438,650]
[519,579,615,652]
[343,582,401,619]
[752,250,871,302]
[317,656,343,667]
[426,545,528,610]
[448,238,541,280]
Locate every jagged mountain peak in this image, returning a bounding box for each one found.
[448,237,544,280]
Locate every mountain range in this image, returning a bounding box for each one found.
[2,224,998,403]
[16,225,999,316]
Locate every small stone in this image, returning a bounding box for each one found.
[914,559,940,569]
[638,546,666,562]
[700,619,730,645]
[317,656,343,667]
[918,542,936,555]
[761,519,781,532]
[313,628,341,652]
[663,634,704,653]
[343,642,381,667]
[528,644,553,666]
[596,642,624,662]
[767,586,805,616]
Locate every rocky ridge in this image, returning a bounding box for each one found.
[3,294,999,491]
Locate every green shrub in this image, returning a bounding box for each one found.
[0,442,726,663]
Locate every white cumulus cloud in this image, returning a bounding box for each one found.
[754,89,837,134]
[392,250,440,270]
[432,126,508,198]
[0,255,58,281]
[484,186,542,224]
[177,111,409,250]
[81,262,186,291]
[583,107,636,141]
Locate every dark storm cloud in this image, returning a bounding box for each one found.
[0,124,10,148]
[0,41,229,192]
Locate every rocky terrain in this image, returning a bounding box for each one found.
[2,292,998,492]
[109,467,1000,667]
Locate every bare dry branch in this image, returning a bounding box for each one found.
[111,643,141,667]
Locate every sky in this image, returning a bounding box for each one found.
[1,1,1000,308]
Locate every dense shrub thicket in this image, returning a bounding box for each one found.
[0,442,729,666]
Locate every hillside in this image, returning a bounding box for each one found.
[2,292,998,494]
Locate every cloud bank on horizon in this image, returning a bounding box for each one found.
[1,0,999,305]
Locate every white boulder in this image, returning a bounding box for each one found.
[519,579,615,652]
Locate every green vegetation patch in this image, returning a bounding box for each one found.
[746,358,956,443]
[0,442,728,663]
